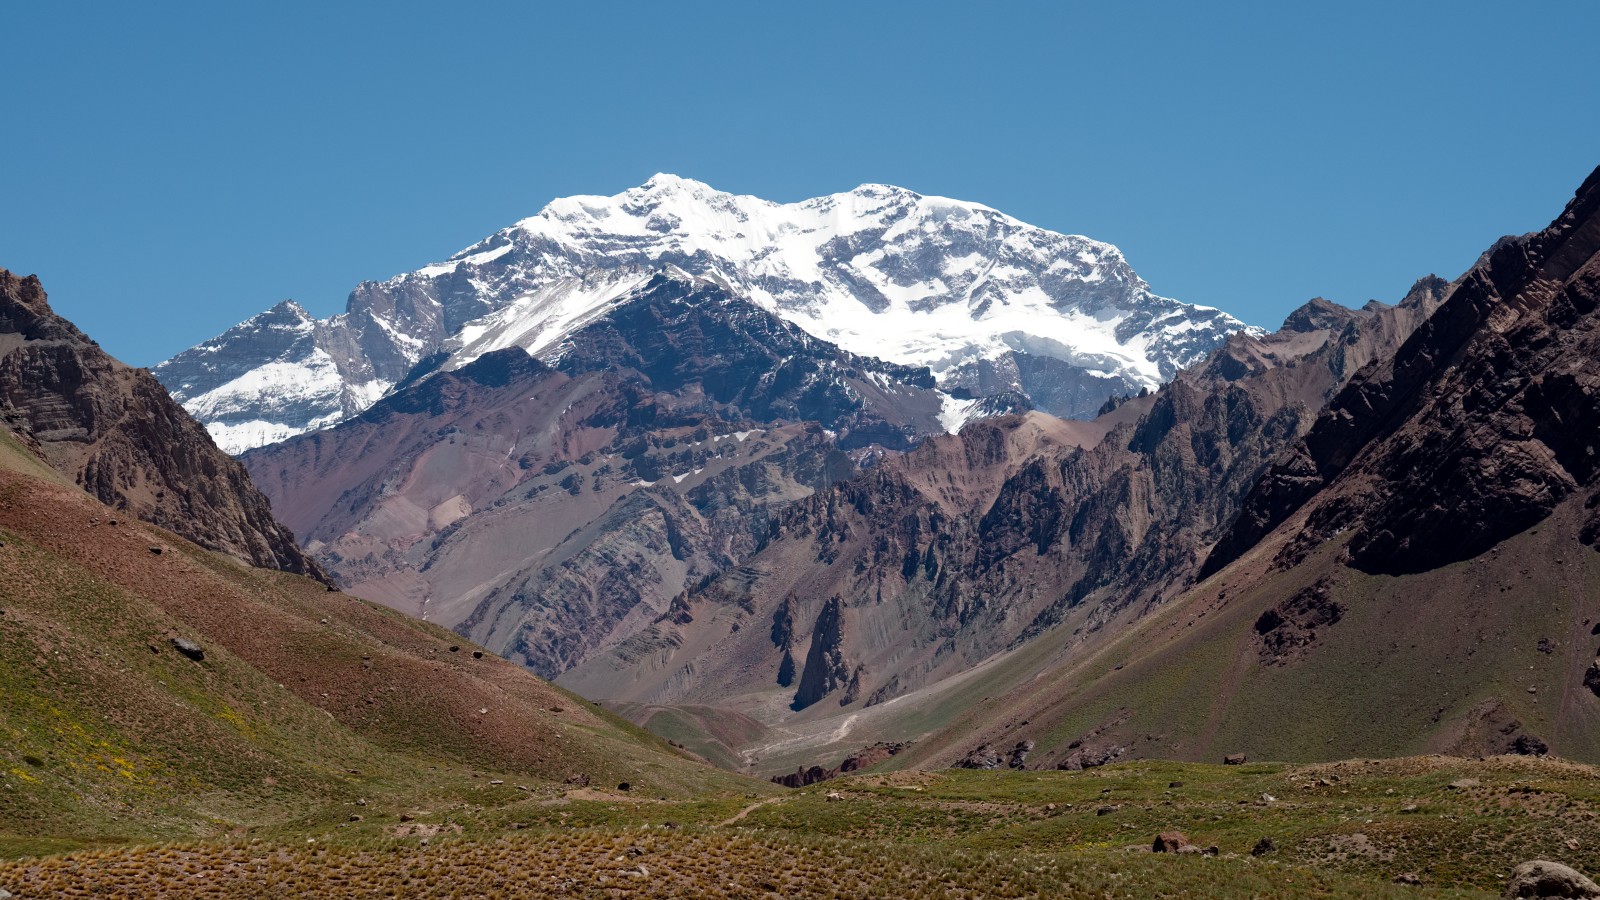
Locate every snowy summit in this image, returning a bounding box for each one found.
[155,175,1252,453]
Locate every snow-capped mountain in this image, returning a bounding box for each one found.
[156,175,1253,453]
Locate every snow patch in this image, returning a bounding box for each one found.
[938,394,983,434]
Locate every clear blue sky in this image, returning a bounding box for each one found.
[5,1,1597,366]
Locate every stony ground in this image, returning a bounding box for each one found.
[8,754,1599,898]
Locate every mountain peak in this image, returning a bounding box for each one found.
[159,178,1253,452]
[638,172,713,194]
[267,298,311,318]
[848,182,920,199]
[1280,297,1362,333]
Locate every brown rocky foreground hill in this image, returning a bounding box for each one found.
[0,404,748,852]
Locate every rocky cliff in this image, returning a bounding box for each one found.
[0,270,326,581]
[1208,165,1600,578]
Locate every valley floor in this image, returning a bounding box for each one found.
[6,754,1595,898]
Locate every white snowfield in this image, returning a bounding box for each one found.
[156,175,1252,454]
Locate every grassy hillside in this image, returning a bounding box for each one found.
[0,425,755,858]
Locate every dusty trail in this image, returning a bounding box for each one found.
[717,797,784,827]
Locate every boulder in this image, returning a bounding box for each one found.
[170,636,205,661]
[1503,860,1600,898]
[953,744,1003,770]
[1007,740,1036,770]
[1224,753,1247,765]
[1152,831,1192,853]
[1058,744,1126,771]
[1509,734,1550,757]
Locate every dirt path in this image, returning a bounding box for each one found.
[717,797,783,827]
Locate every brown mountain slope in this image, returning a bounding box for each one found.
[563,279,1444,771]
[896,164,1600,772]
[0,269,324,581]
[245,348,854,677]
[242,273,952,679]
[0,418,750,855]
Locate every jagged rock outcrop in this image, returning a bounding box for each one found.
[1252,577,1343,665]
[952,744,1004,770]
[1209,166,1600,577]
[0,270,325,581]
[792,597,851,711]
[769,742,907,787]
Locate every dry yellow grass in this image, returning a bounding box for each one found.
[0,827,1484,899]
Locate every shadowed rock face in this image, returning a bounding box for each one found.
[0,270,326,582]
[1208,165,1600,577]
[550,274,942,452]
[792,597,850,711]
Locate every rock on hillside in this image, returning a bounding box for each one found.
[0,269,326,581]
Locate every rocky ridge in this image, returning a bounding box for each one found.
[1208,165,1600,579]
[0,270,325,581]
